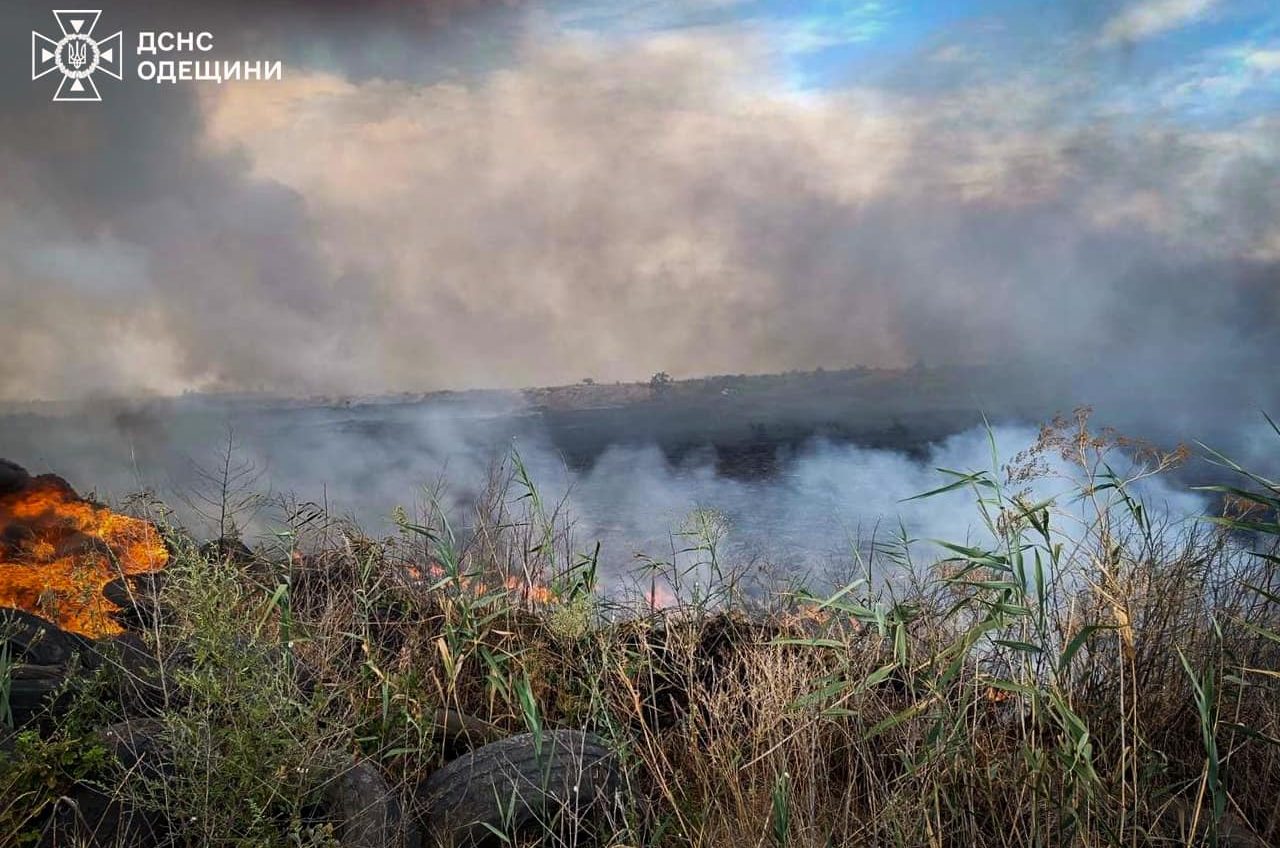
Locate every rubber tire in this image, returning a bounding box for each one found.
[31,721,172,848]
[323,760,420,848]
[417,729,620,847]
[6,663,67,727]
[1,608,89,665]
[99,726,416,848]
[100,726,419,848]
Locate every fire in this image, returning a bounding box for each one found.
[0,469,168,638]
[504,575,555,604]
[398,558,556,604]
[646,581,678,610]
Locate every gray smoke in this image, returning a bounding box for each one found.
[0,398,1212,589]
[0,0,1272,581]
[0,1,1275,450]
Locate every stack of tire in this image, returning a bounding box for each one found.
[1,607,621,847]
[2,607,162,729]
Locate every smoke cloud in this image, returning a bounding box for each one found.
[0,397,1212,589]
[0,2,1274,439]
[0,0,1273,573]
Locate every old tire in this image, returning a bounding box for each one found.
[6,663,68,727]
[100,727,415,848]
[322,760,420,848]
[30,721,172,848]
[417,729,620,847]
[0,608,90,664]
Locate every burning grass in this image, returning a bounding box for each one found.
[1,415,1278,847]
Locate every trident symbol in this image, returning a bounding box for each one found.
[67,39,87,70]
[31,11,123,102]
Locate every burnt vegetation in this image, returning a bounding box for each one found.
[1,413,1278,847]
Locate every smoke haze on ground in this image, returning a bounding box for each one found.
[0,397,1211,588]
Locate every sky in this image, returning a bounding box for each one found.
[0,0,1277,441]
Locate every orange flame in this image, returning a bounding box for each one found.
[400,559,556,604]
[646,582,678,610]
[1,476,168,638]
[504,575,555,604]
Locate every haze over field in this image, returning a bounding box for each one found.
[0,374,1214,582]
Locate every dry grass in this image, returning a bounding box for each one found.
[2,414,1278,847]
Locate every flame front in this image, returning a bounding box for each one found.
[0,477,168,638]
[504,575,555,605]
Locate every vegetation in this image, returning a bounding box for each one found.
[649,372,674,396]
[2,413,1278,847]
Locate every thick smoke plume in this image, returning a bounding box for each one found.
[0,1,1276,451]
[0,0,1272,576]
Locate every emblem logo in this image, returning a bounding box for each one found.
[32,10,123,102]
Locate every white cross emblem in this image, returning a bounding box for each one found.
[32,10,123,102]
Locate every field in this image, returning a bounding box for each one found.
[2,411,1278,847]
[0,364,1153,514]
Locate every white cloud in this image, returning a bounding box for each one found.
[1245,48,1280,73]
[1099,0,1219,45]
[768,4,894,55]
[1131,42,1280,115]
[928,44,974,64]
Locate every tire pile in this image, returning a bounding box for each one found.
[0,456,621,847]
[2,603,621,848]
